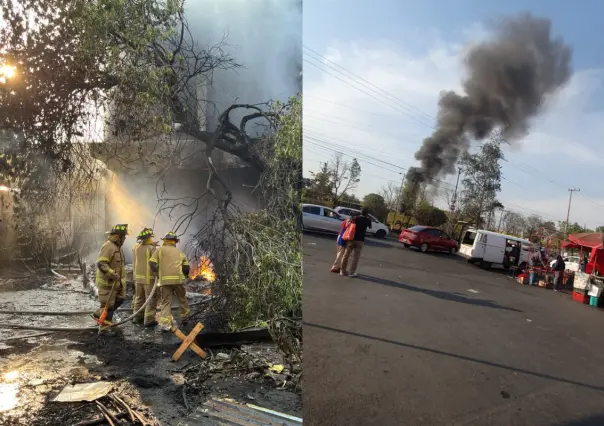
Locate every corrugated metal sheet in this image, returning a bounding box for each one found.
[178,397,303,426]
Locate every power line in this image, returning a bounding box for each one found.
[303,57,436,129]
[304,127,419,164]
[304,46,435,123]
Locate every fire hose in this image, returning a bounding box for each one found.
[0,279,205,332]
[0,300,207,316]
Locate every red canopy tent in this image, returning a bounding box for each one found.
[560,240,581,250]
[567,233,604,275]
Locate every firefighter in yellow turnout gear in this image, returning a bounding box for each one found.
[149,232,191,331]
[132,228,159,327]
[93,224,129,335]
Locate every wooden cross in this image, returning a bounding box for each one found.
[170,322,207,361]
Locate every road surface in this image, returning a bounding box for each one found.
[303,233,604,426]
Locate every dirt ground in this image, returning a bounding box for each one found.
[0,273,301,425]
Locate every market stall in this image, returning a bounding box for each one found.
[566,232,604,307]
[517,227,558,288]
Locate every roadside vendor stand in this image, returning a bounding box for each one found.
[523,228,557,288]
[565,233,604,307]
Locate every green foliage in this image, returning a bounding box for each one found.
[224,212,302,330]
[273,96,302,162]
[304,154,361,207]
[399,175,420,215]
[559,221,588,235]
[216,95,302,334]
[596,226,604,233]
[414,201,448,227]
[303,162,331,205]
[363,193,388,221]
[459,133,504,226]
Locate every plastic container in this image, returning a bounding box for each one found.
[572,291,589,304]
[590,296,599,307]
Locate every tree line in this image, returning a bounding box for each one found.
[303,132,604,239]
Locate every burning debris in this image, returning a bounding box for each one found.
[190,255,216,283]
[412,12,573,184]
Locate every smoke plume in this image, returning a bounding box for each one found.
[412,12,572,183]
[186,0,302,132]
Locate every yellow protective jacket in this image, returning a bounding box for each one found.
[132,242,157,286]
[148,244,189,286]
[95,238,126,289]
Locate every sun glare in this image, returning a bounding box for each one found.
[0,64,16,79]
[0,370,20,412]
[3,371,19,382]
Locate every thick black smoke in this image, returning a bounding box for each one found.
[412,12,572,183]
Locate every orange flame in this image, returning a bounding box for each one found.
[191,255,216,283]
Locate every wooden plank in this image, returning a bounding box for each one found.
[172,322,205,361]
[171,326,207,359]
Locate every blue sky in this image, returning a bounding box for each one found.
[303,0,604,228]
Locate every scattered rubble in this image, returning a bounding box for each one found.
[0,271,301,425]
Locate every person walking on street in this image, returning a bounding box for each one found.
[149,232,191,331]
[92,224,129,335]
[330,214,356,273]
[341,207,372,278]
[553,254,566,291]
[132,228,159,327]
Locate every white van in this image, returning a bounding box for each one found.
[458,228,532,269]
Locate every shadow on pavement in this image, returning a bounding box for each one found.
[362,239,393,249]
[558,414,604,425]
[357,274,523,312]
[304,322,604,393]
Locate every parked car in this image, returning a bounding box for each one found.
[399,225,459,254]
[549,255,580,272]
[302,203,345,234]
[334,206,389,239]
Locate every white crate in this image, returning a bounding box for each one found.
[588,284,603,298]
[574,272,590,291]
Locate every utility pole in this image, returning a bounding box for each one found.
[497,208,505,232]
[447,168,462,235]
[564,188,580,236]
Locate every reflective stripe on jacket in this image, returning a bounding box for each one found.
[133,243,156,285]
[95,239,125,288]
[149,245,189,286]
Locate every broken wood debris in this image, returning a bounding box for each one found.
[72,412,128,426]
[171,322,207,361]
[80,395,153,426]
[95,401,119,426]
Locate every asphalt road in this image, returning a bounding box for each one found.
[303,232,604,426]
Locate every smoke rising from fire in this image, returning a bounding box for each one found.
[411,12,572,184]
[106,0,301,260]
[186,0,302,132]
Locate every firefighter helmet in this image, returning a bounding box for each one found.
[107,224,130,235]
[161,231,179,242]
[137,227,154,241]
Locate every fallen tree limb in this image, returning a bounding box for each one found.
[95,401,119,426]
[50,269,68,280]
[110,394,136,424]
[72,412,127,426]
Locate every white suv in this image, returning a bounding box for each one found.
[334,207,389,239]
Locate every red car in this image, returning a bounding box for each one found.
[399,225,459,254]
